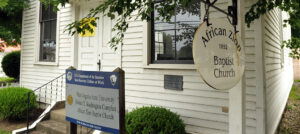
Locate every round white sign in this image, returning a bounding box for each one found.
[193,19,245,90]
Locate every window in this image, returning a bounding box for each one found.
[39,4,57,62]
[151,0,201,64]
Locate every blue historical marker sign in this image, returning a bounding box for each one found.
[65,69,120,134]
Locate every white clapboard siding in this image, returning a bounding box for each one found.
[121,1,230,133]
[20,0,72,103]
[264,9,293,134]
[243,0,259,133]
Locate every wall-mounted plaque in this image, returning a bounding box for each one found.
[164,75,183,91]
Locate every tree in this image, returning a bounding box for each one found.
[0,0,299,56]
[54,0,300,57]
[0,0,28,45]
[282,10,300,58]
[245,0,300,58]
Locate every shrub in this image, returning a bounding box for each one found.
[1,51,21,80]
[126,106,186,134]
[0,77,15,86]
[0,87,37,120]
[0,77,15,82]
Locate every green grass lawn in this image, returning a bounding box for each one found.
[278,82,300,133]
[289,85,300,100]
[0,129,10,134]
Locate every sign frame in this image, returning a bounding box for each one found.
[65,67,125,134]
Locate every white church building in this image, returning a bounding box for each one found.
[20,0,293,133]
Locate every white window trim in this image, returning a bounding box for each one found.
[34,1,60,66]
[142,18,196,70]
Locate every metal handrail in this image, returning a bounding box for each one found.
[33,73,65,92]
[26,73,66,134]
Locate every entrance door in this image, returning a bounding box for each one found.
[77,2,99,71]
[77,1,121,71]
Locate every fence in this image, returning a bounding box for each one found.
[0,82,19,89]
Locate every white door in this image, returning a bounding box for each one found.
[77,2,99,71]
[77,1,121,71]
[98,15,121,71]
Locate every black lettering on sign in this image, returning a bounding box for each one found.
[219,44,227,50]
[214,68,236,78]
[213,56,234,66]
[164,75,183,91]
[201,27,228,48]
[202,37,208,47]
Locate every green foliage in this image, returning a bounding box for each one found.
[283,37,300,59]
[0,0,28,45]
[245,0,300,58]
[39,0,68,11]
[63,0,194,50]
[126,106,186,134]
[0,87,37,120]
[0,77,15,83]
[287,105,293,110]
[57,0,300,58]
[245,0,299,27]
[1,51,20,80]
[2,0,300,57]
[286,10,300,59]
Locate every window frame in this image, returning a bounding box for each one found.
[150,1,201,64]
[35,2,60,65]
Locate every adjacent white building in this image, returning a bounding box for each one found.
[20,0,293,133]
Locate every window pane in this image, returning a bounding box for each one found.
[154,30,175,60]
[50,20,56,41]
[152,0,201,63]
[175,0,201,60]
[40,4,57,62]
[43,21,51,41]
[42,4,49,20]
[42,4,56,21]
[41,41,56,61]
[154,3,176,61]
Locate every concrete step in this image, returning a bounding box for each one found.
[50,108,67,124]
[35,107,95,134]
[36,120,66,134]
[28,130,48,134]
